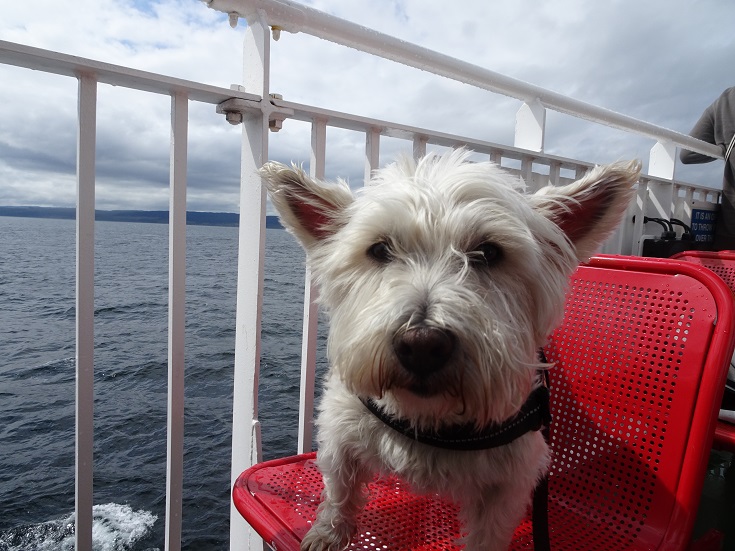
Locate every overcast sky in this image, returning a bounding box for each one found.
[0,0,733,212]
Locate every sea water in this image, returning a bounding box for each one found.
[0,216,327,550]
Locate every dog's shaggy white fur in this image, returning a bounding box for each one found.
[261,149,640,551]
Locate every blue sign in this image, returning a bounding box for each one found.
[690,208,717,243]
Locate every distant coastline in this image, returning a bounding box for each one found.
[0,206,284,229]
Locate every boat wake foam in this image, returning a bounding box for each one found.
[0,503,158,551]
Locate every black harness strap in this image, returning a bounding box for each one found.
[533,353,552,551]
[360,385,550,451]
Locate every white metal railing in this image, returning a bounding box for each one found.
[0,1,727,549]
[75,73,96,551]
[0,39,261,551]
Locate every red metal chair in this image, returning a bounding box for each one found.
[233,255,735,551]
[671,250,735,452]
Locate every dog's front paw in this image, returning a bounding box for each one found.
[300,519,355,551]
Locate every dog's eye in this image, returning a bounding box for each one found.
[367,241,393,263]
[472,242,502,267]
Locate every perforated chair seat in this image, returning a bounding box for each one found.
[234,454,464,550]
[234,453,685,551]
[233,255,735,551]
[671,250,735,451]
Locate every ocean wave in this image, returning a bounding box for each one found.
[0,503,158,551]
[3,357,76,381]
[94,302,166,318]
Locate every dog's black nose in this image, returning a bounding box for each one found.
[393,326,455,377]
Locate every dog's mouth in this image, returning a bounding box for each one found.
[406,380,439,397]
[377,366,448,398]
[397,371,457,398]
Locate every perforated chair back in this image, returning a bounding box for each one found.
[671,249,735,451]
[233,255,735,551]
[672,250,735,290]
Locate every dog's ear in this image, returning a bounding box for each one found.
[531,161,640,261]
[260,162,354,248]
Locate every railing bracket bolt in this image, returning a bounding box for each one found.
[225,111,243,125]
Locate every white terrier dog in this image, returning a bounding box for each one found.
[261,149,639,551]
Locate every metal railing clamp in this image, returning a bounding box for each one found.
[216,89,293,131]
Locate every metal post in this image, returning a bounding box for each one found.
[230,11,270,551]
[520,155,535,191]
[413,135,428,161]
[515,99,546,153]
[296,118,326,454]
[489,149,502,166]
[75,72,96,551]
[365,127,380,185]
[165,91,188,551]
[549,161,561,186]
[647,141,677,221]
[649,140,677,180]
[633,179,649,255]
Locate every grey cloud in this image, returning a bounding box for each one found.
[0,0,733,212]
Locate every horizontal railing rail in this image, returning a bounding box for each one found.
[0,39,260,105]
[204,0,723,160]
[276,96,724,190]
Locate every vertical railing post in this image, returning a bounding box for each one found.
[549,160,561,186]
[648,140,676,210]
[649,140,677,180]
[75,72,96,551]
[365,127,380,185]
[633,179,649,255]
[520,155,535,190]
[489,149,502,166]
[413,135,428,161]
[297,118,327,454]
[230,11,270,551]
[165,91,188,551]
[515,98,546,152]
[673,185,694,237]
